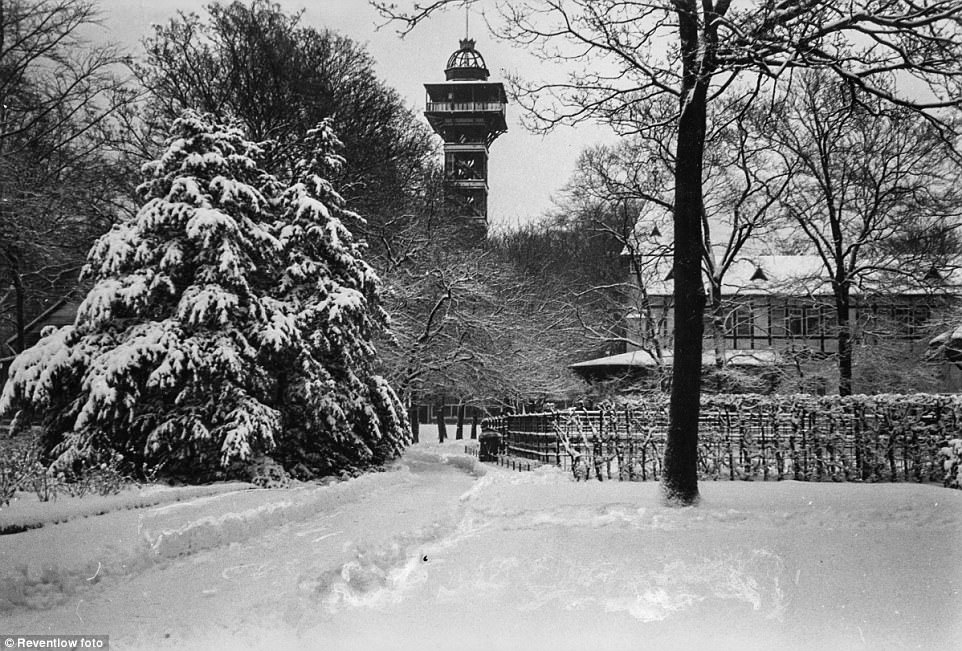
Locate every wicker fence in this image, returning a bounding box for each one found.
[481,394,962,485]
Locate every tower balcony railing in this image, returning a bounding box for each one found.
[447,178,488,189]
[426,101,505,113]
[444,143,487,152]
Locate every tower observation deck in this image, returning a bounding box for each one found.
[424,38,507,238]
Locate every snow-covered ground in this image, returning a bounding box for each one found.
[2,438,960,651]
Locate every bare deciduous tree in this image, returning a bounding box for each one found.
[570,97,793,373]
[375,0,962,504]
[764,71,962,395]
[0,0,135,356]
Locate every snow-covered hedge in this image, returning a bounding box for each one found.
[486,394,962,487]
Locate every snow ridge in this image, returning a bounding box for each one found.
[0,472,407,612]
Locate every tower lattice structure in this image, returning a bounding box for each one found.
[424,38,507,238]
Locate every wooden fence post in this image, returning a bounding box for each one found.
[887,419,898,482]
[554,413,561,466]
[760,409,768,481]
[626,407,634,481]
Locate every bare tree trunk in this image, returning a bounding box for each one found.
[470,410,478,439]
[436,402,447,443]
[12,260,25,353]
[455,402,465,440]
[836,291,853,396]
[663,18,709,504]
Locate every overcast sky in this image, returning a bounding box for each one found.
[96,0,614,228]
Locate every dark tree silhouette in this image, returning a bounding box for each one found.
[137,0,436,246]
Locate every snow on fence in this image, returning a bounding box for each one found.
[481,394,962,486]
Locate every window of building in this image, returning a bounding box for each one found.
[820,308,837,337]
[786,305,832,338]
[725,304,754,339]
[769,305,787,338]
[787,306,807,337]
[806,308,822,337]
[893,305,931,338]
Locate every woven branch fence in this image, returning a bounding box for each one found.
[481,394,962,485]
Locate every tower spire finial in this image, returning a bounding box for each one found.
[465,5,470,39]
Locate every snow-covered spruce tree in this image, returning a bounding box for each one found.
[269,123,409,474]
[0,112,409,479]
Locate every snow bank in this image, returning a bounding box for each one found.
[0,482,252,534]
[0,467,428,611]
[141,480,389,558]
[405,441,487,478]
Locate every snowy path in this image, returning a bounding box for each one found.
[3,449,478,646]
[2,443,960,651]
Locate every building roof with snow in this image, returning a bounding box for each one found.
[629,208,962,298]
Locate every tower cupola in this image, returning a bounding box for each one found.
[445,39,490,81]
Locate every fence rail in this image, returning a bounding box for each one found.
[482,394,962,484]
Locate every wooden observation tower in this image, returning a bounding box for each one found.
[424,38,507,238]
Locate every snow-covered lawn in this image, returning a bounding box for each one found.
[2,440,959,651]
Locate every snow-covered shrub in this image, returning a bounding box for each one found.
[938,439,962,489]
[247,455,291,489]
[0,112,409,480]
[0,446,37,507]
[0,428,70,506]
[27,463,61,502]
[60,453,130,498]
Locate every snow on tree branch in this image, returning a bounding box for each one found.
[1,112,409,479]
